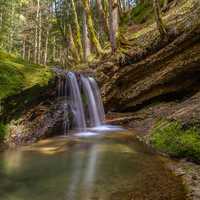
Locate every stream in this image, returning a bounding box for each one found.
[0,130,186,200]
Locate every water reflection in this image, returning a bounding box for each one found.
[3,149,23,174]
[80,146,98,199]
[65,151,85,200]
[0,131,186,200]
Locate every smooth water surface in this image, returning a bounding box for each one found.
[0,131,186,200]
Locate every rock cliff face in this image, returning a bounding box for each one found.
[95,0,200,130]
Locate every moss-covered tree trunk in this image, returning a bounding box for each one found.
[83,9,91,62]
[96,0,109,38]
[82,0,104,55]
[68,24,80,62]
[153,0,167,38]
[71,0,83,60]
[109,0,119,53]
[162,0,168,11]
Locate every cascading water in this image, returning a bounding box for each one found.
[56,71,119,135]
[66,72,86,131]
[81,75,103,127]
[89,77,105,123]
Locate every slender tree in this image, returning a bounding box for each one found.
[82,0,104,55]
[82,9,91,61]
[38,4,42,64]
[153,0,167,38]
[96,0,109,38]
[162,0,168,11]
[71,0,83,59]
[34,0,40,63]
[108,0,119,53]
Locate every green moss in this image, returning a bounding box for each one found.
[121,0,168,25]
[131,2,153,24]
[0,122,7,141]
[0,50,54,100]
[150,120,200,162]
[120,1,154,25]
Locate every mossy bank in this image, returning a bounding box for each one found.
[0,50,55,146]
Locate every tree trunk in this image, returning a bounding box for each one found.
[153,0,167,38]
[68,24,80,62]
[22,39,26,59]
[27,46,31,62]
[83,9,91,62]
[9,4,15,53]
[52,36,56,62]
[96,0,109,37]
[34,26,38,63]
[38,4,42,64]
[34,0,40,63]
[71,0,83,60]
[0,13,2,29]
[162,0,168,11]
[118,0,123,16]
[44,29,49,65]
[82,0,103,55]
[109,0,119,53]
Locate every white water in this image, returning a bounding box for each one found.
[66,72,86,130]
[57,71,121,135]
[81,75,102,127]
[89,77,105,123]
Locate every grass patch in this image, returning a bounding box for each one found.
[0,50,54,100]
[150,120,200,162]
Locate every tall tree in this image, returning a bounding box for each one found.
[153,0,167,38]
[82,0,104,55]
[71,0,83,59]
[34,0,40,63]
[108,0,119,53]
[82,9,91,61]
[96,0,109,38]
[162,0,168,11]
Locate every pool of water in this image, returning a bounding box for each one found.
[0,130,186,200]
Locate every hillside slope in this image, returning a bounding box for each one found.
[0,51,55,141]
[95,0,200,121]
[94,0,200,162]
[0,51,53,100]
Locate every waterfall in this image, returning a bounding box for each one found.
[66,72,86,131]
[89,77,105,123]
[57,76,68,135]
[81,75,103,127]
[56,71,106,134]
